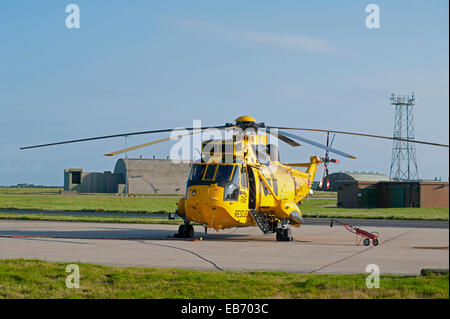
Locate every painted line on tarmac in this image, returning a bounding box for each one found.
[139,241,223,271]
[303,218,448,229]
[0,234,201,242]
[4,237,92,245]
[309,228,417,273]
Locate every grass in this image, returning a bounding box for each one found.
[0,189,447,221]
[310,191,337,197]
[299,198,449,221]
[302,207,449,221]
[0,195,179,213]
[0,187,179,197]
[77,193,180,196]
[0,187,63,195]
[0,259,448,299]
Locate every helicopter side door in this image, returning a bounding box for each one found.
[246,166,257,210]
[239,166,249,206]
[259,175,275,209]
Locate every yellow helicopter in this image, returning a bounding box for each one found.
[21,115,449,241]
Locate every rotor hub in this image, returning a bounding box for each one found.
[234,116,264,130]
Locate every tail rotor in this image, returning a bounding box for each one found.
[319,132,339,190]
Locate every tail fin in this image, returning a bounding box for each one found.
[289,156,323,200]
[286,156,323,168]
[305,156,322,179]
[286,156,322,181]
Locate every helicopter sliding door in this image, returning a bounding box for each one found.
[247,167,257,210]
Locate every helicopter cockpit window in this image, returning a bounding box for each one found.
[223,165,240,201]
[231,165,240,185]
[215,165,234,182]
[189,164,206,182]
[204,164,218,180]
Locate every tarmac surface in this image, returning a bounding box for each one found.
[0,220,448,275]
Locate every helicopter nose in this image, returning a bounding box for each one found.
[289,211,303,225]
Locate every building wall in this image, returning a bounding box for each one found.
[337,181,358,208]
[80,172,124,193]
[420,182,449,207]
[379,182,421,208]
[65,159,191,195]
[64,169,124,193]
[337,180,449,208]
[114,159,191,194]
[322,172,390,191]
[337,181,380,208]
[357,181,380,208]
[64,168,83,192]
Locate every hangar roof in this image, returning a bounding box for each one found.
[330,171,391,182]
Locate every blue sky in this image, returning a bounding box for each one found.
[0,0,448,185]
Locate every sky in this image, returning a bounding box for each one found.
[0,0,448,186]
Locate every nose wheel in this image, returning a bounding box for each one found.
[276,228,293,242]
[176,224,194,238]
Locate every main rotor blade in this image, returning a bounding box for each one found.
[104,132,195,156]
[278,130,357,159]
[264,129,301,147]
[268,126,449,148]
[20,125,230,150]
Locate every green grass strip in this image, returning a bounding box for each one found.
[0,194,179,213]
[299,198,448,220]
[0,259,447,299]
[0,188,63,195]
[0,194,447,221]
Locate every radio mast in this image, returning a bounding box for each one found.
[389,93,419,181]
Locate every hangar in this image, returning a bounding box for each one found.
[316,171,391,191]
[64,158,191,194]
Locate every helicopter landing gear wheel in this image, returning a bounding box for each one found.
[177,225,194,238]
[363,238,370,246]
[177,225,184,237]
[276,228,293,242]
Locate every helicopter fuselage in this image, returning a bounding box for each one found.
[176,133,321,231]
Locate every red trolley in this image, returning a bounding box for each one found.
[330,219,379,246]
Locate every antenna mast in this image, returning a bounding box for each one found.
[389,93,419,181]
